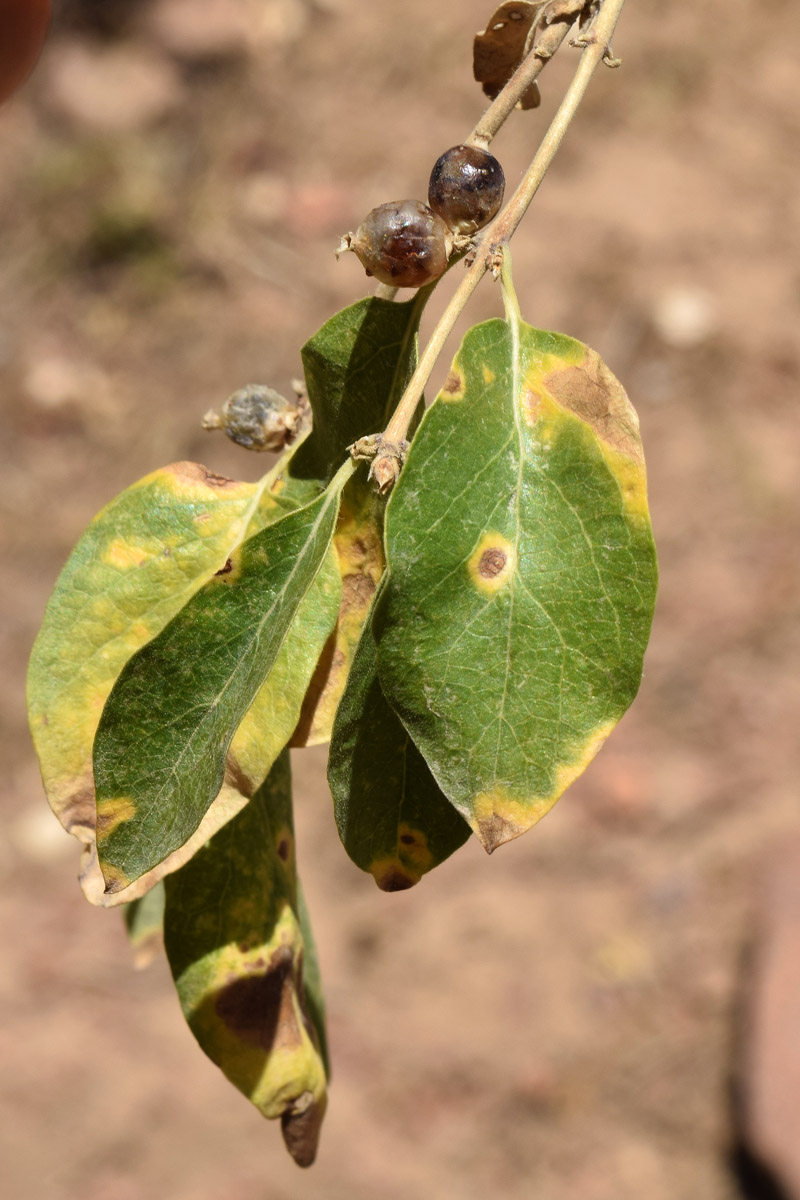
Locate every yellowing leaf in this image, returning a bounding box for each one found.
[376,275,658,851]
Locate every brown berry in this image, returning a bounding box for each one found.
[339,200,452,289]
[428,144,505,235]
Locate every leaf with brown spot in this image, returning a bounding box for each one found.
[328,581,471,889]
[375,271,657,851]
[164,752,327,1167]
[473,1,547,109]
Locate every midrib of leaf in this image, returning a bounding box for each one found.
[494,294,525,782]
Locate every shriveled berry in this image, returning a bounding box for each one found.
[339,199,452,289]
[202,384,310,452]
[428,144,505,235]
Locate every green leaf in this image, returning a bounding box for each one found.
[27,463,273,844]
[291,291,430,483]
[164,752,327,1168]
[375,297,658,852]
[123,880,165,969]
[94,463,353,893]
[329,582,471,889]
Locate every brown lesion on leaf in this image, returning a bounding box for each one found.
[288,628,340,747]
[281,1091,327,1168]
[165,461,243,492]
[53,773,97,840]
[479,547,508,578]
[543,351,643,462]
[477,811,526,853]
[101,863,132,894]
[211,550,242,584]
[374,866,417,892]
[440,367,466,402]
[275,825,294,867]
[215,944,300,1053]
[467,532,515,595]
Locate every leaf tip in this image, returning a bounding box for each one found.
[476,811,526,854]
[281,1091,327,1167]
[372,865,418,893]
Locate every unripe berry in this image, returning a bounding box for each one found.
[339,199,452,289]
[428,144,505,235]
[202,384,309,452]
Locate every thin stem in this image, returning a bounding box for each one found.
[380,0,626,456]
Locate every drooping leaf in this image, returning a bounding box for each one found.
[376,285,658,852]
[123,880,165,969]
[329,582,471,890]
[94,462,353,893]
[79,783,251,907]
[291,473,386,746]
[473,2,546,109]
[291,291,430,483]
[26,462,274,844]
[164,752,327,1168]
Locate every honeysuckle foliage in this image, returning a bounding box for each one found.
[27,271,657,1166]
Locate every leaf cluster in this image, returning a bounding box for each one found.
[27,270,656,1162]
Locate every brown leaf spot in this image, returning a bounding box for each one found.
[440,369,465,401]
[478,812,525,853]
[215,944,300,1052]
[375,867,417,892]
[479,547,507,579]
[544,355,642,461]
[214,557,233,576]
[167,461,241,491]
[277,836,290,862]
[281,1093,326,1168]
[341,570,376,611]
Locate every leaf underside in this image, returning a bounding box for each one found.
[375,316,658,852]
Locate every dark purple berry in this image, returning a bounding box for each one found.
[340,199,452,289]
[428,144,505,235]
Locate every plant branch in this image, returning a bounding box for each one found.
[368,0,626,486]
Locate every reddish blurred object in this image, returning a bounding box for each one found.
[0,0,51,103]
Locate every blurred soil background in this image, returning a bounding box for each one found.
[2,1,799,1197]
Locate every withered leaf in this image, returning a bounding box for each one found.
[473,1,547,109]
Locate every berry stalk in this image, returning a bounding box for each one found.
[371,0,628,488]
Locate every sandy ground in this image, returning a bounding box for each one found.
[2,1,799,1196]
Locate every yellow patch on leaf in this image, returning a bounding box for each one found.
[95,795,137,841]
